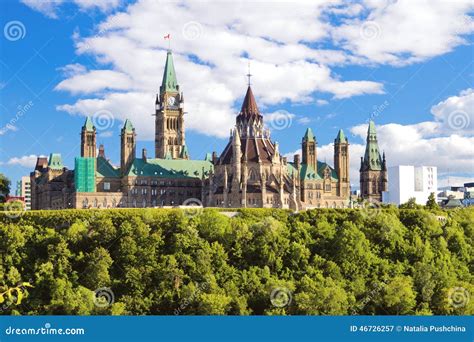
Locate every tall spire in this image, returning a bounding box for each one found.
[239,86,260,118]
[362,120,382,171]
[160,50,179,94]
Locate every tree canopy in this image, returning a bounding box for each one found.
[0,207,472,315]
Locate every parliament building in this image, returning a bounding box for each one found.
[30,50,374,210]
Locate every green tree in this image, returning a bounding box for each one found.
[426,193,439,210]
[0,173,10,201]
[383,276,417,314]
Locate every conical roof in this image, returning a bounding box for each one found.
[160,50,179,93]
[239,86,259,117]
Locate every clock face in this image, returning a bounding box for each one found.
[167,96,176,106]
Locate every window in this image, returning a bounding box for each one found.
[104,182,110,191]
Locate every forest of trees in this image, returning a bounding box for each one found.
[0,207,472,315]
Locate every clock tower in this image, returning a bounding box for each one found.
[154,50,188,159]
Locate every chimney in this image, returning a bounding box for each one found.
[212,151,218,165]
[282,157,287,165]
[294,154,300,169]
[142,148,147,162]
[98,144,105,158]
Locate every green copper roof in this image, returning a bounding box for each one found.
[125,158,213,179]
[96,157,120,178]
[204,153,212,162]
[335,129,347,143]
[362,120,382,171]
[160,50,179,93]
[48,153,64,170]
[303,128,315,142]
[287,161,338,181]
[83,117,95,131]
[180,145,189,159]
[123,119,134,133]
[164,151,173,160]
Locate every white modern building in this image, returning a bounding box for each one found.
[382,165,437,205]
[20,176,32,210]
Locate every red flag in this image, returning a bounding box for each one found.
[164,34,170,39]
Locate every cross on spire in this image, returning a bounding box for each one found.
[246,61,252,86]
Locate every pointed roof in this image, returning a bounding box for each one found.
[83,117,95,131]
[123,119,134,133]
[240,86,260,117]
[48,153,63,170]
[303,128,315,142]
[362,120,382,171]
[160,50,179,93]
[335,129,347,143]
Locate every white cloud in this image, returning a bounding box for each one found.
[332,0,474,65]
[4,155,44,168]
[316,99,329,106]
[431,88,474,135]
[54,0,388,140]
[21,0,122,18]
[55,70,133,94]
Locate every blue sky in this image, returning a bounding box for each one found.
[1,0,473,192]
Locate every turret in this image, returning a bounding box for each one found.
[302,128,317,170]
[121,119,136,174]
[334,129,349,197]
[80,117,96,158]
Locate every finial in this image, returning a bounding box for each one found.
[246,60,252,86]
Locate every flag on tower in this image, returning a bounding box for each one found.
[164,34,170,39]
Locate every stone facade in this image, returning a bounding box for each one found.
[204,86,351,210]
[31,49,352,210]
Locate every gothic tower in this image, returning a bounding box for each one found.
[154,50,187,159]
[334,129,350,197]
[121,119,136,174]
[302,128,317,170]
[360,120,387,201]
[80,117,96,158]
